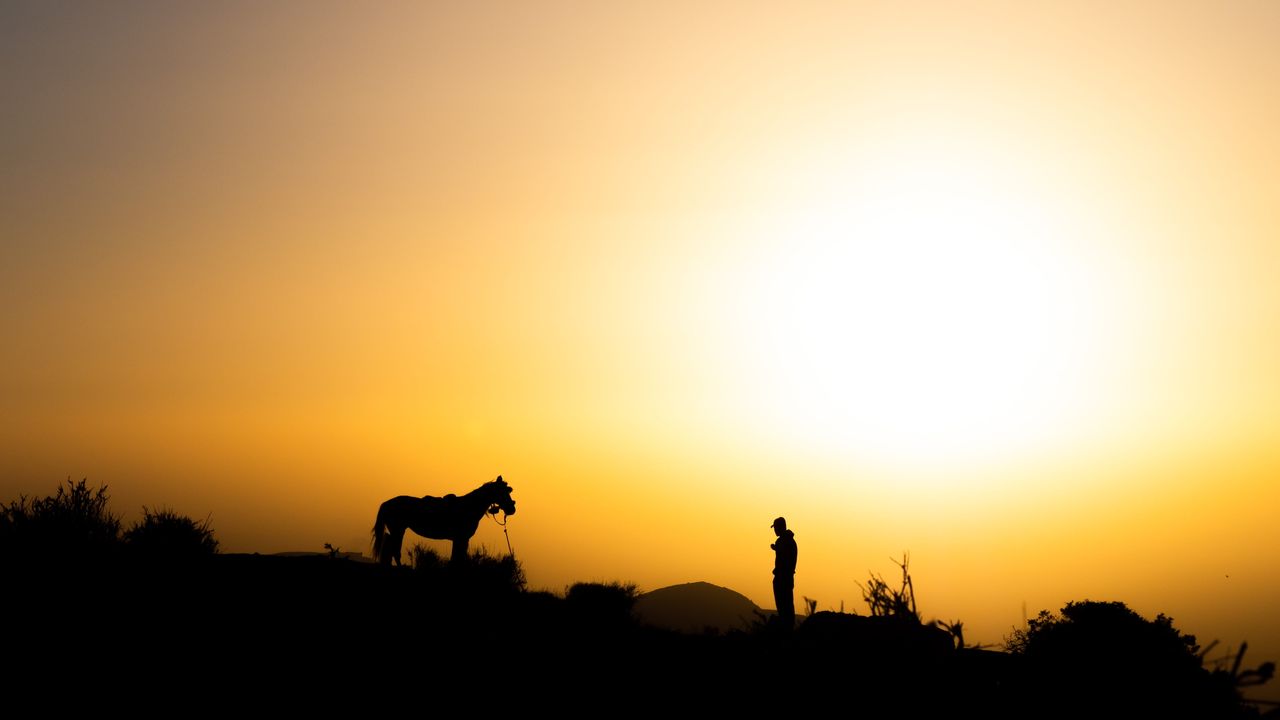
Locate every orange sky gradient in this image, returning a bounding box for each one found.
[3,1,1279,680]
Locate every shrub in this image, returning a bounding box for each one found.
[1005,600,1251,716]
[410,543,526,594]
[0,478,121,564]
[474,550,526,592]
[123,507,219,561]
[410,543,449,573]
[565,581,638,627]
[1006,600,1200,662]
[857,553,918,622]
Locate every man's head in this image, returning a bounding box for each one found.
[772,516,787,536]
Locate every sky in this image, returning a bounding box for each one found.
[3,0,1279,678]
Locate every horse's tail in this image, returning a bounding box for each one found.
[371,503,387,564]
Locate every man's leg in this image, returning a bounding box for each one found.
[773,577,795,629]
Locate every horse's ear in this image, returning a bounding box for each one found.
[496,475,504,484]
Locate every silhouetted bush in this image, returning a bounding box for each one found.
[410,543,526,594]
[1204,641,1276,695]
[0,478,121,564]
[123,506,219,561]
[858,552,919,622]
[1005,600,1250,717]
[463,548,526,593]
[410,543,449,573]
[565,581,638,628]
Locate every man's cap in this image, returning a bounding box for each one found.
[772,516,787,528]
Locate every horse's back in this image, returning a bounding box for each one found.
[378,494,455,535]
[380,495,421,511]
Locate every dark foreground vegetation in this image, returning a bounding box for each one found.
[4,480,1275,716]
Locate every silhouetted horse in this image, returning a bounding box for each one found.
[371,476,516,565]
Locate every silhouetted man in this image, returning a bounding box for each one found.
[771,516,797,629]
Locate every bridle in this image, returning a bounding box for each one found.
[486,500,514,556]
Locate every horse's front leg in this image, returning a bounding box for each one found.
[451,537,469,565]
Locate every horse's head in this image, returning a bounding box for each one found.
[485,475,516,517]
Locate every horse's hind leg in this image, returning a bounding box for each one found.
[390,527,406,566]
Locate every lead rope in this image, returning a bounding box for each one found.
[487,505,514,557]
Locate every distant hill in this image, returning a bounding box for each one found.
[270,550,372,562]
[633,581,762,634]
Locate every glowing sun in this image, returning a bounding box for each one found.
[713,134,1117,473]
